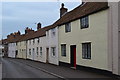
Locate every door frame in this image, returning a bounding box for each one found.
[15,50,18,58]
[70,45,76,68]
[46,48,49,63]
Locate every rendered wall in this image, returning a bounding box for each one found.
[59,10,109,70]
[17,41,27,59]
[46,27,59,65]
[8,43,16,58]
[27,36,47,63]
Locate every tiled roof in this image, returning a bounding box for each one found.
[20,25,51,41]
[47,2,108,30]
[6,2,109,42]
[2,39,8,44]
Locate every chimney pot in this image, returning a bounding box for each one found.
[37,22,41,30]
[60,3,68,18]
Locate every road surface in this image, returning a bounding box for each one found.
[2,58,62,79]
[1,58,119,80]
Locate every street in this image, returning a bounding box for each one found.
[2,58,62,79]
[1,58,118,79]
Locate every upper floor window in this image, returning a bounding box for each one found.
[61,44,66,57]
[33,48,34,55]
[51,47,56,56]
[82,42,91,59]
[33,39,35,45]
[80,16,89,29]
[65,22,71,33]
[29,49,31,55]
[29,40,31,45]
[37,38,39,43]
[51,28,55,36]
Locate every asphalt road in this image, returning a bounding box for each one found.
[1,58,119,80]
[2,58,62,79]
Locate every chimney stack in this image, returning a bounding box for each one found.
[25,27,34,34]
[60,3,68,17]
[37,22,41,30]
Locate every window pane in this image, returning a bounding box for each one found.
[81,16,89,29]
[61,44,66,57]
[40,47,42,56]
[51,47,56,56]
[82,43,91,59]
[65,23,71,32]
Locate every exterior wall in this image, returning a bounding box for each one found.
[108,2,119,75]
[8,43,16,58]
[27,36,47,63]
[3,44,8,57]
[58,10,109,70]
[118,1,120,75]
[17,41,27,59]
[0,45,4,57]
[17,41,26,59]
[46,27,59,65]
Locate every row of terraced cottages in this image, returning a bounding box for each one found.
[2,1,120,76]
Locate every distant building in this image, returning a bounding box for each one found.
[2,39,8,58]
[7,31,21,58]
[0,40,4,57]
[26,26,47,63]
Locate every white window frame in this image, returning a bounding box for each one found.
[51,47,56,57]
[40,47,42,56]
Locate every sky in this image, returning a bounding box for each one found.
[1,1,82,39]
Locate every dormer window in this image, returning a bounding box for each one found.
[65,22,71,33]
[80,16,89,29]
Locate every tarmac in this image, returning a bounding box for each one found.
[0,57,2,80]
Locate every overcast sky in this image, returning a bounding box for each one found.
[1,1,81,39]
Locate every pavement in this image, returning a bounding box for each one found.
[1,58,120,79]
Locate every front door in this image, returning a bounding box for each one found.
[32,48,34,60]
[46,48,49,63]
[70,45,76,68]
[15,50,18,58]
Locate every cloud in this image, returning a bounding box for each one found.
[2,2,80,38]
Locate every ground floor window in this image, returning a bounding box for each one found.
[82,42,91,59]
[51,47,56,56]
[40,47,42,56]
[36,47,39,55]
[29,49,31,55]
[61,44,66,57]
[33,48,34,55]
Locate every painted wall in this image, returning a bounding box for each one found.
[27,36,47,63]
[8,43,16,58]
[17,41,27,59]
[0,45,4,57]
[108,2,120,75]
[118,1,120,75]
[58,10,109,70]
[46,27,59,65]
